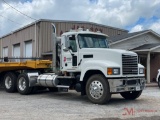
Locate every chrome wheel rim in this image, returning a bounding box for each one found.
[19,77,26,91]
[5,76,12,89]
[89,80,104,99]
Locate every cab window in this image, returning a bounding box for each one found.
[68,35,77,52]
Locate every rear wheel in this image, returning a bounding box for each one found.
[17,73,33,95]
[86,74,111,104]
[4,72,17,93]
[120,91,142,100]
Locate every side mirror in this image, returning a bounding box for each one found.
[66,41,70,48]
[63,47,69,52]
[65,36,70,48]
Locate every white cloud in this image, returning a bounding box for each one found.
[149,20,160,34]
[130,25,144,33]
[0,0,160,36]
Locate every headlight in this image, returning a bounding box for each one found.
[139,68,144,74]
[107,68,120,75]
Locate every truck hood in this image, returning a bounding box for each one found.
[80,48,137,56]
[80,48,137,67]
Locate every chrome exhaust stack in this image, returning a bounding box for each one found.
[51,23,58,74]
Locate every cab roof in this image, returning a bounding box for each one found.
[61,29,109,37]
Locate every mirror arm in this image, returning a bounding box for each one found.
[68,49,74,56]
[63,47,74,56]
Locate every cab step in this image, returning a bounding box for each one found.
[57,85,69,92]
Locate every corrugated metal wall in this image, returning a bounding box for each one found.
[55,22,127,37]
[39,21,53,56]
[1,24,37,59]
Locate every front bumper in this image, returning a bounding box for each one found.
[108,77,146,93]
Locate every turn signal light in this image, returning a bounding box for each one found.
[107,68,112,75]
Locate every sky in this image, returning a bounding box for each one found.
[0,0,160,36]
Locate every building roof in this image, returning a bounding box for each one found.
[0,19,128,39]
[131,43,160,52]
[109,29,160,45]
[109,30,149,42]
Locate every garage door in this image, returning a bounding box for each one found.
[13,44,20,62]
[24,40,32,59]
[3,47,8,57]
[3,47,8,62]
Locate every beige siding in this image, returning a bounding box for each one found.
[1,24,36,58]
[40,22,53,54]
[46,21,127,37]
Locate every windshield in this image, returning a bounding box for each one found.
[78,34,109,48]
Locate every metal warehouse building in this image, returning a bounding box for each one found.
[0,19,128,61]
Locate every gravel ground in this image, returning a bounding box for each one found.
[0,87,160,120]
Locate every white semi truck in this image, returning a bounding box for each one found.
[1,24,145,104]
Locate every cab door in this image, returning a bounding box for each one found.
[61,35,79,71]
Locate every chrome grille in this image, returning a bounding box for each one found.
[122,54,138,75]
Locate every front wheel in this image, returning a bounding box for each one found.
[86,74,111,104]
[120,90,142,100]
[17,73,33,95]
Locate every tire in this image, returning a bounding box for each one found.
[0,73,4,88]
[120,90,142,100]
[3,72,17,93]
[86,74,111,104]
[158,77,160,88]
[48,87,58,92]
[17,73,33,95]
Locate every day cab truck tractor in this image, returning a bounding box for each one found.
[0,24,146,104]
